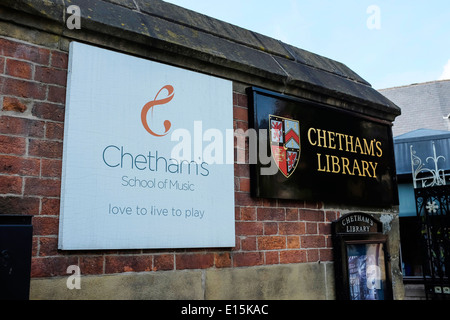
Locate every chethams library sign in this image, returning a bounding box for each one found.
[307,126,382,178]
[249,87,398,207]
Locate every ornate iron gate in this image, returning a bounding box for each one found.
[411,142,450,299]
[414,185,450,299]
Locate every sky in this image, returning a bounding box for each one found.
[164,0,450,90]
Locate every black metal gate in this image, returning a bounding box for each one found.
[415,185,450,299]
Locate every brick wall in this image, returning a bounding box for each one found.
[0,37,67,277]
[0,37,337,278]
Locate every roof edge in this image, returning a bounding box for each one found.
[0,0,401,120]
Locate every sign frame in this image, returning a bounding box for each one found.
[58,42,235,250]
[332,212,394,300]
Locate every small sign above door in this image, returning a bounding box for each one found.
[333,212,382,234]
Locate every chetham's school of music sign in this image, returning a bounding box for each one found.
[59,42,235,250]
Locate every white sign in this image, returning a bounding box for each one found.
[59,42,235,250]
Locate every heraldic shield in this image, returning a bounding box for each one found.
[269,115,300,178]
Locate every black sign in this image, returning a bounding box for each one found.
[248,87,398,207]
[333,212,381,234]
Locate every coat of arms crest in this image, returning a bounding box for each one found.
[269,115,300,178]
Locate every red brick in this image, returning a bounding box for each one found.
[233,92,248,107]
[307,249,319,262]
[105,255,152,273]
[47,85,66,104]
[31,256,78,277]
[5,59,32,79]
[0,116,45,137]
[239,177,250,192]
[0,196,40,215]
[32,237,38,256]
[0,175,22,194]
[240,207,256,221]
[41,197,60,215]
[325,210,338,222]
[50,50,68,69]
[176,253,214,270]
[233,106,248,122]
[45,122,64,140]
[32,102,65,122]
[0,154,40,176]
[233,252,263,267]
[0,38,50,65]
[28,139,63,159]
[234,206,240,220]
[301,235,325,248]
[326,235,333,248]
[263,222,278,235]
[34,65,67,86]
[306,222,317,234]
[319,222,331,235]
[286,208,299,221]
[262,198,277,207]
[299,209,324,222]
[232,235,240,251]
[0,76,46,100]
[154,254,174,271]
[264,251,279,264]
[234,119,248,131]
[234,163,250,178]
[24,177,61,197]
[257,207,285,221]
[38,237,58,256]
[0,135,26,155]
[320,248,333,261]
[279,221,305,235]
[258,236,286,250]
[80,256,104,275]
[235,221,263,235]
[287,236,300,248]
[41,159,62,178]
[280,250,307,264]
[214,252,232,268]
[2,96,27,112]
[241,236,257,251]
[235,191,262,207]
[0,57,4,73]
[32,216,59,236]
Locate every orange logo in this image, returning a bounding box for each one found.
[141,85,174,137]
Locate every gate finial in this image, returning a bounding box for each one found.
[410,142,447,188]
